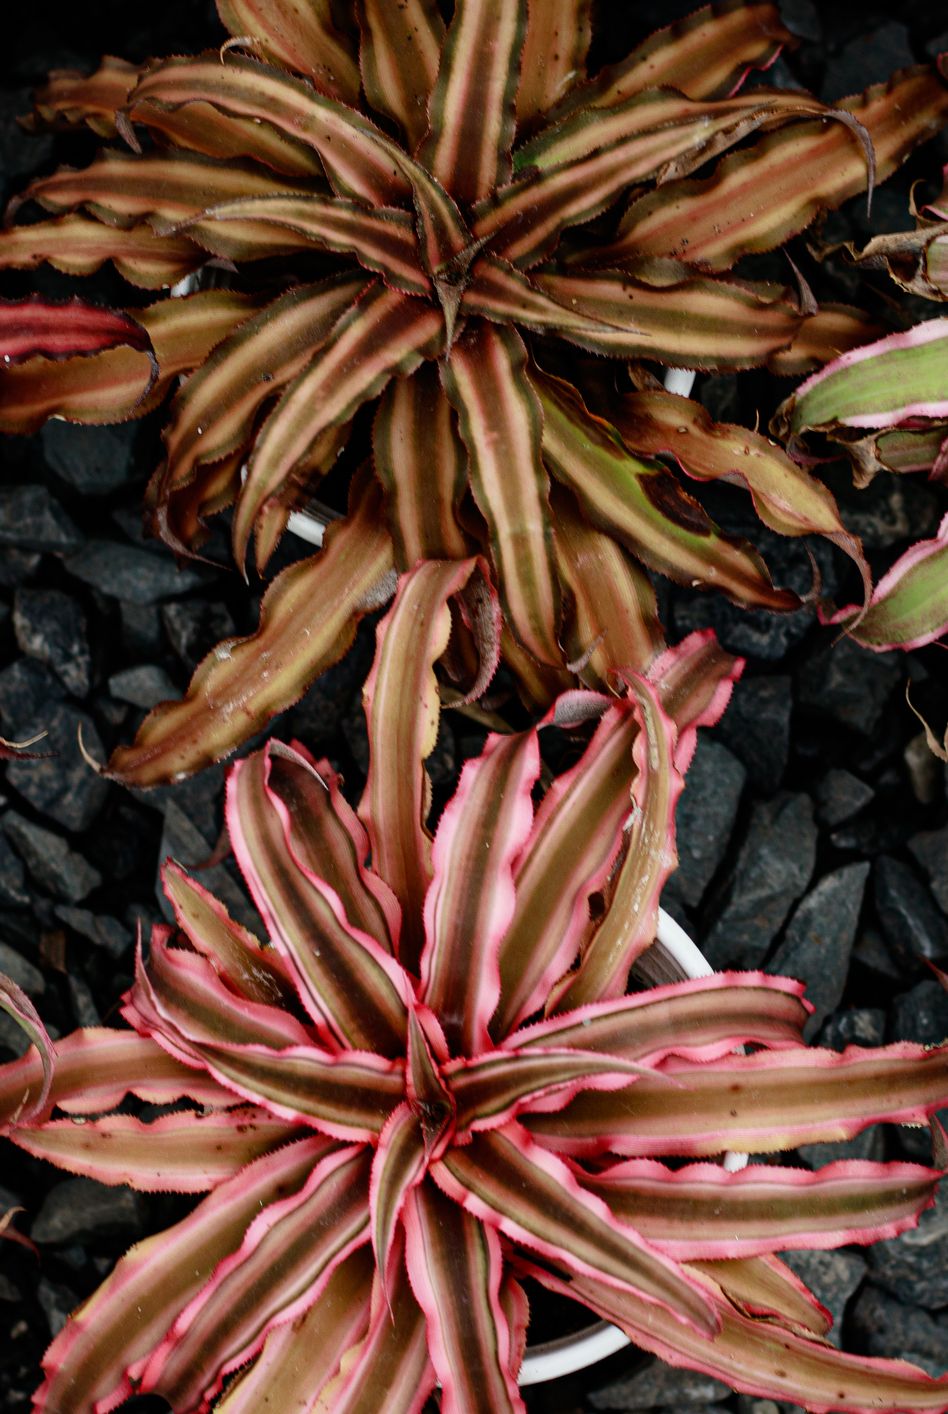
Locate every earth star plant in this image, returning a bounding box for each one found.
[1,563,948,1413]
[2,1,947,785]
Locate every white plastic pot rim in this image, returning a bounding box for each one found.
[518,904,746,1387]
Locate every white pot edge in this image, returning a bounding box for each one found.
[518,904,746,1388]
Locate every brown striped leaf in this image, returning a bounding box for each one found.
[215,0,360,101]
[421,730,540,1054]
[127,93,328,178]
[0,213,203,289]
[404,1179,520,1414]
[373,364,471,566]
[234,283,443,570]
[226,744,409,1054]
[537,372,798,610]
[611,67,948,272]
[108,475,394,785]
[360,558,482,972]
[358,0,444,148]
[129,53,410,205]
[692,1253,830,1334]
[443,323,561,665]
[159,273,365,505]
[613,389,870,605]
[582,1157,942,1258]
[534,269,802,368]
[26,54,140,135]
[421,0,525,206]
[528,1043,948,1157]
[369,1102,426,1289]
[448,1047,655,1135]
[162,193,430,295]
[767,302,884,376]
[516,0,592,126]
[553,486,664,690]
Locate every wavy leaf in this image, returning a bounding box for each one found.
[516,0,592,125]
[358,0,444,148]
[0,213,203,288]
[215,0,360,101]
[824,510,948,650]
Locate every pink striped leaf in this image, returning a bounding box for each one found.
[359,558,482,973]
[581,1157,942,1259]
[263,742,401,954]
[0,294,153,367]
[108,474,394,786]
[447,1047,657,1134]
[645,629,743,772]
[358,0,443,148]
[139,1145,371,1411]
[692,1253,831,1335]
[421,0,525,206]
[537,371,798,610]
[369,1101,427,1288]
[35,1135,328,1413]
[404,1178,519,1414]
[215,0,360,100]
[317,1234,435,1414]
[525,1260,948,1414]
[527,1042,948,1157]
[421,729,540,1055]
[493,701,641,1038]
[130,53,407,205]
[234,283,442,570]
[432,1125,718,1337]
[160,860,294,1008]
[0,1027,232,1128]
[215,1246,375,1413]
[191,1040,402,1140]
[0,975,53,1122]
[551,672,681,1010]
[373,363,471,566]
[227,745,409,1054]
[823,511,948,651]
[443,322,561,665]
[510,972,809,1064]
[461,254,630,342]
[212,0,355,95]
[13,1107,300,1193]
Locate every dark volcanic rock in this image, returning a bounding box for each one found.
[162,599,237,666]
[31,1178,145,1246]
[663,737,745,909]
[909,825,948,914]
[0,939,43,997]
[13,588,92,697]
[891,981,948,1048]
[0,486,82,555]
[715,675,792,795]
[0,658,66,727]
[2,813,101,902]
[768,862,869,1038]
[156,800,259,935]
[0,829,29,908]
[873,856,948,971]
[5,704,109,832]
[819,1007,886,1050]
[821,22,915,100]
[65,540,205,605]
[703,792,817,970]
[54,906,131,959]
[589,1359,731,1409]
[41,421,138,497]
[867,1183,948,1310]
[108,664,178,710]
[814,769,874,827]
[798,637,901,737]
[849,1284,948,1377]
[781,1249,866,1347]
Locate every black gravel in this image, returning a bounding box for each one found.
[2,2,947,1412]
